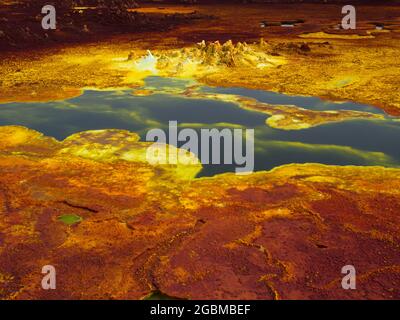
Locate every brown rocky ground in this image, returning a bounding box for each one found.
[0,126,399,300]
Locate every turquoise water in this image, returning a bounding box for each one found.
[0,76,399,177]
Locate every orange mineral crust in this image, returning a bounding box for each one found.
[0,126,399,300]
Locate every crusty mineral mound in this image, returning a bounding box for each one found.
[156,40,285,75]
[0,126,399,299]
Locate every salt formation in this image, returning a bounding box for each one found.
[157,40,281,71]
